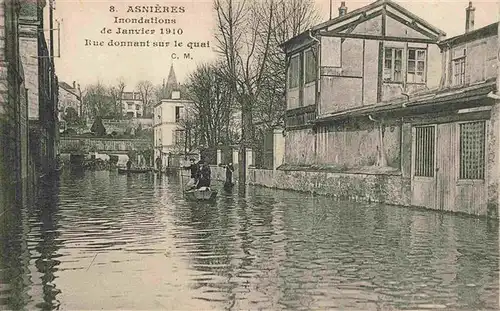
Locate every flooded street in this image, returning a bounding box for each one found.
[0,170,499,310]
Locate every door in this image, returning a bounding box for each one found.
[411,121,487,214]
[411,125,438,209]
[435,123,456,212]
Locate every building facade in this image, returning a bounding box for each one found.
[282,0,499,218]
[153,65,193,168]
[121,91,143,118]
[19,0,58,180]
[58,81,81,119]
[153,91,193,167]
[0,0,27,205]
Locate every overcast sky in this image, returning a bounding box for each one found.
[49,0,499,90]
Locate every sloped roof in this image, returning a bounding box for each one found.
[281,0,446,48]
[439,22,498,47]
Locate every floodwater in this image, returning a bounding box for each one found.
[0,170,498,311]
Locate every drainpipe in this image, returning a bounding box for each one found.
[309,29,320,162]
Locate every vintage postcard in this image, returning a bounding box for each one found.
[0,0,499,310]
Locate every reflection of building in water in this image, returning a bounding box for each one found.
[28,182,62,310]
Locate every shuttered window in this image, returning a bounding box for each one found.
[459,121,486,180]
[414,126,435,177]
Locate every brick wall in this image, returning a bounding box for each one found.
[0,0,25,205]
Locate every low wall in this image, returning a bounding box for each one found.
[248,167,411,206]
[210,165,240,183]
[211,165,409,206]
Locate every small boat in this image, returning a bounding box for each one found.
[184,187,217,201]
[118,168,151,174]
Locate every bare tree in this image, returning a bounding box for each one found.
[185,62,235,148]
[137,80,154,117]
[83,82,114,118]
[116,78,126,118]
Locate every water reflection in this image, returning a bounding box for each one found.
[0,171,498,310]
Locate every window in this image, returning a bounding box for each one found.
[174,130,184,145]
[288,54,300,89]
[407,48,426,83]
[304,49,316,84]
[127,102,133,109]
[175,106,182,123]
[414,125,435,177]
[384,48,403,82]
[453,55,466,86]
[459,121,486,180]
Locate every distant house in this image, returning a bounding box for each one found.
[281,0,499,217]
[121,91,144,118]
[58,81,82,121]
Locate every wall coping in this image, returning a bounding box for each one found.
[61,136,151,142]
[267,165,402,176]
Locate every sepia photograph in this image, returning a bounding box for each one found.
[0,0,499,310]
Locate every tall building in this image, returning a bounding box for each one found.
[19,0,58,179]
[0,0,30,204]
[153,65,193,168]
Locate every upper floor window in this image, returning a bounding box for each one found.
[175,106,182,123]
[304,49,316,84]
[407,48,426,83]
[453,49,466,86]
[384,48,403,82]
[288,54,301,89]
[453,57,466,86]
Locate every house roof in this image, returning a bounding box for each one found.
[439,22,498,47]
[281,0,446,49]
[313,79,496,123]
[58,82,80,98]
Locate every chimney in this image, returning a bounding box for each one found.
[465,1,475,33]
[72,81,76,89]
[339,1,348,17]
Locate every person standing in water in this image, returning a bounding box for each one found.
[155,156,162,173]
[224,162,234,187]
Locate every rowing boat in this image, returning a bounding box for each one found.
[184,187,217,201]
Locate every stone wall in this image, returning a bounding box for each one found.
[0,0,24,205]
[246,168,411,206]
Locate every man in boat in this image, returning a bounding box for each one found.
[182,158,199,189]
[223,162,234,187]
[196,161,211,190]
